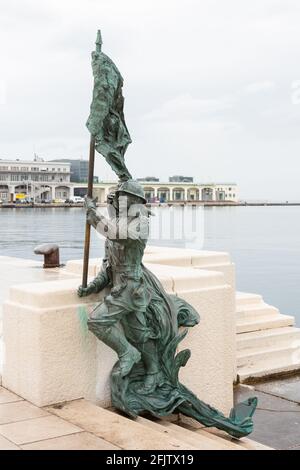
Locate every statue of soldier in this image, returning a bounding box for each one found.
[78,180,162,393]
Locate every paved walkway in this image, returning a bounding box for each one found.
[235,375,300,450]
[0,385,270,450]
[0,387,119,450]
[2,380,299,450]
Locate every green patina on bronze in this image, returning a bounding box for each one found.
[78,31,257,439]
[86,30,132,181]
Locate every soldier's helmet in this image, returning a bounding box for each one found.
[116,180,147,204]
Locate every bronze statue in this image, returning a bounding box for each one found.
[78,31,257,439]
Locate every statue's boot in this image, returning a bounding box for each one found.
[88,323,141,377]
[134,340,164,395]
[135,371,165,395]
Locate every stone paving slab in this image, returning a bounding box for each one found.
[21,431,120,450]
[0,434,20,450]
[255,374,300,403]
[0,401,49,425]
[0,415,82,445]
[0,387,23,404]
[235,385,300,450]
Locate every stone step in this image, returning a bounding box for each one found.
[237,327,300,351]
[137,417,243,450]
[238,358,300,383]
[163,422,249,451]
[236,314,295,334]
[46,399,197,450]
[236,304,279,321]
[236,292,263,307]
[46,399,260,450]
[237,344,300,368]
[179,422,272,450]
[203,428,272,450]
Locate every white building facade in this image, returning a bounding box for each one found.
[0,159,238,203]
[0,159,73,202]
[88,181,239,204]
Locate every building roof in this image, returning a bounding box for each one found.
[0,159,70,166]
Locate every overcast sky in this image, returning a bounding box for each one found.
[1,0,300,200]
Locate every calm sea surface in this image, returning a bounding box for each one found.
[0,206,299,325]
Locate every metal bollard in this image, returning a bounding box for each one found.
[34,243,60,268]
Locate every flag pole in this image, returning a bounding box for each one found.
[82,30,102,287]
[82,135,96,288]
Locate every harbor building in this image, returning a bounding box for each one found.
[51,158,88,183]
[0,158,238,203]
[0,158,73,202]
[79,181,239,203]
[51,158,99,184]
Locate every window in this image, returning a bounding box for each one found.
[58,168,61,172]
[52,168,55,171]
[31,167,39,172]
[0,192,8,199]
[21,167,28,172]
[0,175,7,181]
[11,175,19,181]
[20,175,29,181]
[40,175,48,182]
[0,166,8,171]
[63,168,66,172]
[10,166,19,171]
[56,191,68,198]
[174,191,183,200]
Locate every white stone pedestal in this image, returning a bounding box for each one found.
[2,250,236,415]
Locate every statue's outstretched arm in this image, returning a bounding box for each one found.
[78,258,111,298]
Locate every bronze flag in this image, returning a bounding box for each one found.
[86,30,132,181]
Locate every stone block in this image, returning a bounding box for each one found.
[2,255,236,415]
[177,285,235,415]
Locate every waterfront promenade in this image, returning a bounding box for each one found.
[1,246,300,449]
